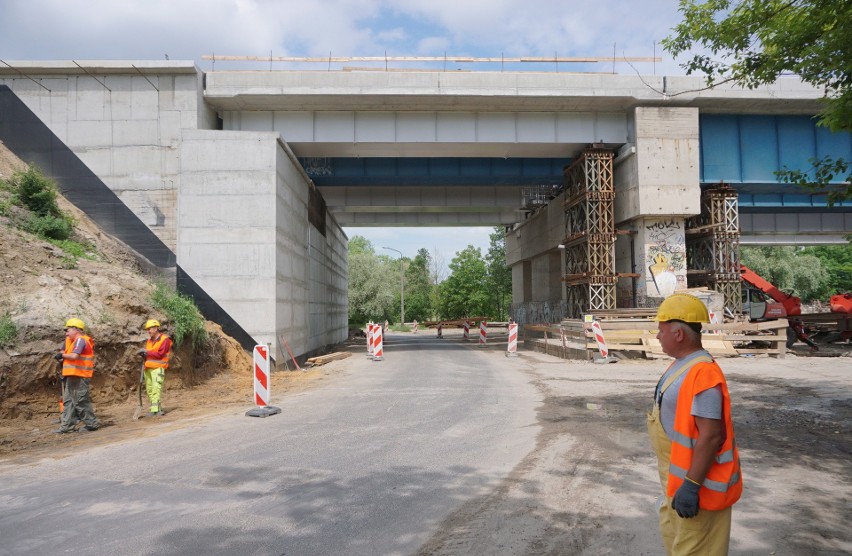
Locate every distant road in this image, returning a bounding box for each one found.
[0,332,540,556]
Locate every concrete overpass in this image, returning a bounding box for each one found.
[1,61,849,347]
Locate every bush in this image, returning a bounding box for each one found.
[11,167,62,217]
[151,282,208,348]
[0,312,16,348]
[24,214,73,240]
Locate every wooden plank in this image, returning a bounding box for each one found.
[306,352,352,365]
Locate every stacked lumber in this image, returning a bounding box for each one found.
[306,352,352,366]
[524,318,788,359]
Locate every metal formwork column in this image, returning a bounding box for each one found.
[562,148,616,318]
[686,184,742,313]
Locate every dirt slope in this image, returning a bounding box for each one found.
[0,142,290,455]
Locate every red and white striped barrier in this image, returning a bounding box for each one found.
[479,321,487,347]
[253,344,270,406]
[366,322,375,356]
[437,323,443,338]
[590,320,608,358]
[463,320,470,340]
[507,323,518,356]
[372,326,384,361]
[412,320,418,333]
[708,311,721,334]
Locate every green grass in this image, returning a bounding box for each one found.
[150,282,208,348]
[0,312,16,348]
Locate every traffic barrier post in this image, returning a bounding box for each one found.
[373,326,384,361]
[479,321,487,347]
[253,344,270,406]
[463,320,470,340]
[590,320,609,359]
[506,323,518,356]
[246,344,281,418]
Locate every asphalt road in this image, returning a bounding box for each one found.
[0,333,540,556]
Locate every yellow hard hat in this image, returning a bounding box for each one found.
[144,319,161,330]
[64,318,85,330]
[654,293,709,324]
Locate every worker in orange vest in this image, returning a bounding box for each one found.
[139,319,172,417]
[648,294,742,555]
[54,318,100,433]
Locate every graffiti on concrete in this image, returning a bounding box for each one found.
[645,218,686,297]
[510,300,569,327]
[302,157,333,177]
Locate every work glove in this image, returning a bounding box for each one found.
[671,479,701,518]
[53,353,64,361]
[138,349,147,356]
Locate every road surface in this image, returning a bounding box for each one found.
[0,332,540,556]
[1,330,850,555]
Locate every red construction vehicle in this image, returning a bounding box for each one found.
[830,293,852,314]
[739,265,818,350]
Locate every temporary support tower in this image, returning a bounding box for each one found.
[562,147,617,318]
[685,183,742,313]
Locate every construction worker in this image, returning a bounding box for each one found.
[54,318,100,433]
[139,319,172,417]
[648,294,743,555]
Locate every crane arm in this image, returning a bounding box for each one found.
[740,265,802,316]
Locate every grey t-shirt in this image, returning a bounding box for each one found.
[655,350,723,440]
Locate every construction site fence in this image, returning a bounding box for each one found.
[522,319,788,360]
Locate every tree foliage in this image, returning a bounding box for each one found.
[801,244,852,295]
[664,0,852,203]
[404,248,435,322]
[741,246,828,301]
[347,236,396,324]
[439,246,490,319]
[485,227,512,320]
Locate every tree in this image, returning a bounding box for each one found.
[801,245,852,295]
[485,227,512,320]
[664,0,852,203]
[741,246,828,301]
[347,236,395,324]
[439,246,490,319]
[404,248,435,321]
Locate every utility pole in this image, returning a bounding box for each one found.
[383,247,405,325]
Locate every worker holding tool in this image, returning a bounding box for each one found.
[647,294,743,555]
[139,319,171,417]
[54,318,100,434]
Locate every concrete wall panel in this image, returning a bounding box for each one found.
[275,111,314,142]
[437,113,476,142]
[518,113,557,142]
[67,120,112,147]
[355,112,395,142]
[397,113,436,142]
[315,112,355,142]
[477,113,516,142]
[240,111,274,131]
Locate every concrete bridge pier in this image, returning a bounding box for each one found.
[509,106,701,319]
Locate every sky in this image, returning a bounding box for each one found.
[0,0,692,270]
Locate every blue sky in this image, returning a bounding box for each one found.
[1,0,692,273]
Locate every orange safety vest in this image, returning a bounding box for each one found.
[62,335,94,378]
[667,360,743,510]
[144,334,171,370]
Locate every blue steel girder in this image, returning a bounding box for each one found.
[700,114,851,208]
[300,157,570,187]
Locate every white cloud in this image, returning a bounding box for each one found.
[1,0,690,75]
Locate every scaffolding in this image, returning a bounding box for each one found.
[686,183,742,313]
[562,148,617,318]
